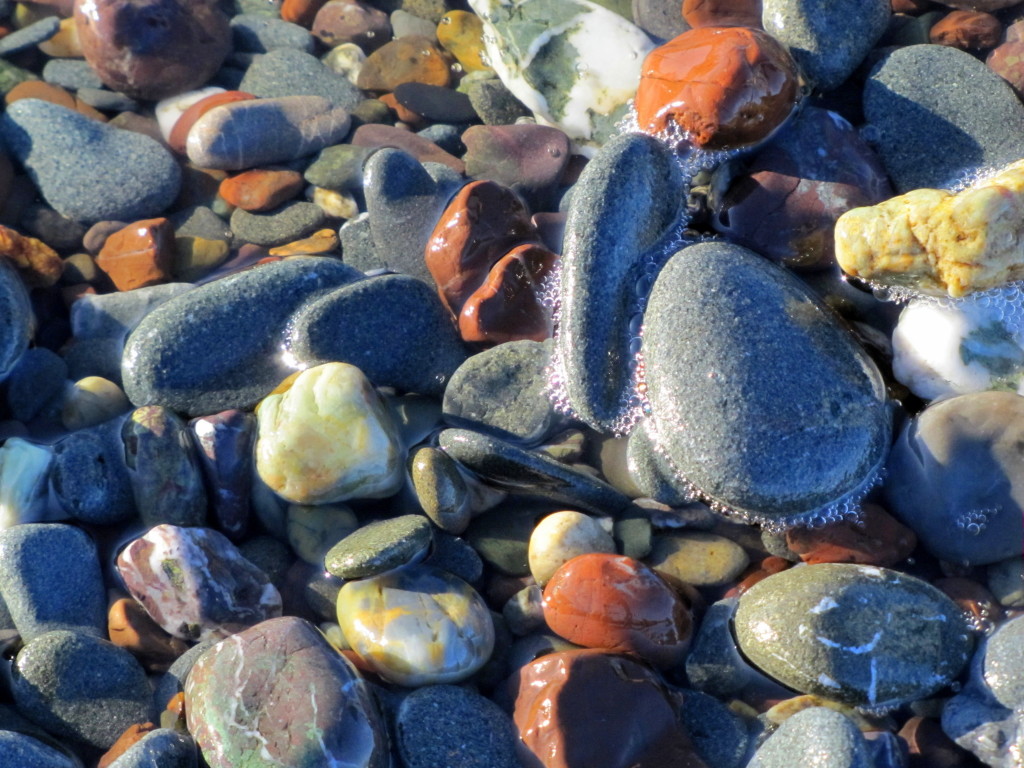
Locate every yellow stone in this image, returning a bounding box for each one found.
[38,17,81,58]
[268,228,339,256]
[835,159,1024,297]
[173,236,230,283]
[646,531,750,588]
[437,11,492,73]
[309,188,359,220]
[764,695,881,732]
[255,362,404,504]
[61,376,131,431]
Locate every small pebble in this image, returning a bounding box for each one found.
[528,510,615,586]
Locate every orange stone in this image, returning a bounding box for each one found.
[784,503,917,567]
[281,0,329,27]
[379,91,425,126]
[219,168,305,212]
[97,722,157,768]
[634,26,800,150]
[160,691,187,730]
[108,597,190,672]
[542,553,693,669]
[0,224,63,288]
[168,90,256,156]
[929,10,1002,51]
[682,0,762,28]
[267,229,339,256]
[356,35,452,92]
[95,218,176,291]
[5,80,76,111]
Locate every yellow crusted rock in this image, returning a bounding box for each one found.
[835,159,1024,297]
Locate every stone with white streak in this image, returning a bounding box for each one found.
[467,0,655,151]
[116,524,282,642]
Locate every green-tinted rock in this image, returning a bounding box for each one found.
[304,144,374,192]
[325,514,433,579]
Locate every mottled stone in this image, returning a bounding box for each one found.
[884,391,1024,565]
[51,420,135,525]
[734,563,974,708]
[325,515,433,578]
[748,707,873,768]
[117,524,282,642]
[646,531,750,588]
[304,143,373,191]
[255,362,404,504]
[510,649,708,768]
[337,564,494,685]
[357,35,452,91]
[930,10,1001,50]
[528,510,615,586]
[189,410,256,539]
[185,616,388,768]
[312,0,391,50]
[436,10,491,72]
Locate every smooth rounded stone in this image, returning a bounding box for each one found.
[510,649,708,768]
[117,524,282,642]
[0,261,33,380]
[0,100,181,225]
[352,123,466,173]
[304,144,374,192]
[555,132,684,432]
[313,0,391,50]
[284,273,468,398]
[503,583,545,636]
[462,123,568,205]
[255,362,404,504]
[325,515,433,578]
[469,0,655,149]
[884,391,1024,565]
[785,503,916,567]
[185,616,388,768]
[61,375,130,431]
[4,347,66,422]
[748,707,872,768]
[238,47,363,110]
[0,730,80,768]
[0,439,53,529]
[734,563,974,709]
[229,201,327,247]
[51,419,135,526]
[442,340,555,445]
[189,410,255,540]
[642,241,891,525]
[623,418,693,507]
[409,446,471,534]
[396,685,520,768]
[42,58,105,91]
[439,428,632,516]
[646,531,750,588]
[0,16,58,57]
[392,82,475,123]
[187,96,351,171]
[121,257,361,415]
[633,0,689,41]
[677,689,749,768]
[422,530,484,585]
[336,564,495,686]
[528,510,615,586]
[362,148,465,285]
[12,630,153,750]
[230,13,315,53]
[863,45,1024,192]
[74,0,230,100]
[987,557,1024,608]
[761,0,889,92]
[105,728,197,768]
[931,10,1002,50]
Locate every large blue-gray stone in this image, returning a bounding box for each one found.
[238,48,362,110]
[0,99,181,224]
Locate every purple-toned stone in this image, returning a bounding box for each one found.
[185,616,388,768]
[462,123,571,209]
[74,0,232,101]
[711,106,893,270]
[189,410,256,541]
[350,123,466,174]
[122,406,208,528]
[116,524,282,642]
[312,0,391,51]
[987,20,1024,97]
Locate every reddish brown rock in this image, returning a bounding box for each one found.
[74,0,232,101]
[510,649,708,768]
[95,217,176,291]
[784,503,917,567]
[219,168,304,212]
[108,596,189,672]
[934,0,1020,10]
[379,91,425,126]
[462,123,571,205]
[281,0,329,27]
[542,553,692,669]
[5,80,76,111]
[350,123,465,174]
[729,555,792,596]
[0,224,64,288]
[683,0,763,28]
[356,35,452,92]
[97,722,158,768]
[988,20,1024,96]
[929,10,1001,49]
[892,0,934,12]
[934,576,1004,632]
[312,0,391,51]
[167,90,255,155]
[634,26,801,150]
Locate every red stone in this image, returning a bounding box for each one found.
[74,0,232,102]
[784,503,917,567]
[634,26,800,150]
[281,0,329,27]
[167,90,256,156]
[729,555,792,596]
[987,29,1024,97]
[95,217,176,291]
[510,649,708,768]
[108,596,189,672]
[219,168,305,212]
[683,0,762,28]
[542,553,693,669]
[929,10,1001,50]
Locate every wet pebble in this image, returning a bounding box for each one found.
[189,410,256,539]
[230,13,316,53]
[462,123,570,209]
[325,514,433,578]
[528,510,615,586]
[748,706,873,768]
[357,35,452,91]
[0,731,80,768]
[784,502,917,567]
[0,260,33,379]
[409,446,471,533]
[646,531,750,588]
[103,728,197,768]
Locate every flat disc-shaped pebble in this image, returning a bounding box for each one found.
[643,241,891,524]
[185,616,388,768]
[336,564,494,686]
[325,514,433,579]
[734,563,974,709]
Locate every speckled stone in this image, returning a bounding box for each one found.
[230,13,316,53]
[409,446,471,534]
[0,259,32,379]
[0,731,80,768]
[4,346,66,422]
[11,630,154,750]
[677,689,749,768]
[230,201,328,248]
[51,420,135,526]
[337,564,494,686]
[748,706,873,768]
[255,362,404,504]
[0,100,181,225]
[646,531,750,588]
[238,47,364,110]
[121,257,361,415]
[117,524,282,642]
[185,616,388,768]
[734,563,974,708]
[325,514,433,578]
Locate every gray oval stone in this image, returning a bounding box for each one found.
[643,242,891,524]
[121,258,362,416]
[0,259,33,380]
[325,514,433,579]
[748,707,872,768]
[734,563,974,709]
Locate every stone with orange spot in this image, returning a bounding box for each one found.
[281,0,329,27]
[436,10,492,72]
[219,168,304,212]
[930,9,1001,51]
[95,217,175,291]
[785,503,917,567]
[634,26,800,149]
[267,229,339,256]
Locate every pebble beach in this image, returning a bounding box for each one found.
[0,0,1023,766]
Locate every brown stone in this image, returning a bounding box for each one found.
[167,90,256,156]
[542,553,693,669]
[350,123,465,174]
[0,224,64,288]
[97,722,158,768]
[892,0,934,12]
[108,596,190,672]
[379,91,425,126]
[929,10,1001,50]
[219,168,304,212]
[74,0,232,102]
[683,0,763,28]
[281,0,329,27]
[356,35,452,92]
[988,20,1024,96]
[95,217,176,291]
[312,0,390,51]
[935,0,1020,10]
[510,649,708,768]
[634,26,801,150]
[784,503,917,567]
[267,229,339,256]
[934,576,1004,632]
